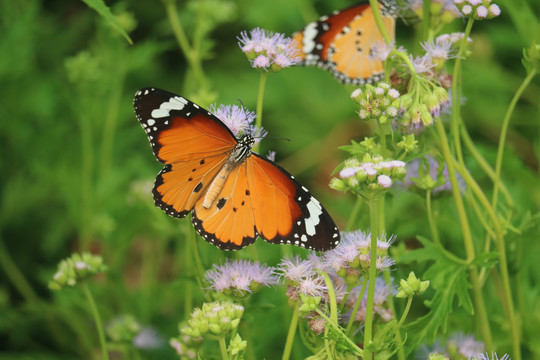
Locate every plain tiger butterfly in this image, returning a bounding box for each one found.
[134,88,340,251]
[292,1,398,85]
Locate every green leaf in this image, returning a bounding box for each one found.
[81,0,133,45]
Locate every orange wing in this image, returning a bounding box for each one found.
[292,1,397,85]
[134,88,237,218]
[192,154,340,251]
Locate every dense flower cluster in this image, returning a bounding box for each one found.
[330,153,407,197]
[351,82,401,124]
[49,252,107,290]
[181,301,244,338]
[453,0,500,20]
[407,0,461,24]
[238,27,301,71]
[324,231,395,283]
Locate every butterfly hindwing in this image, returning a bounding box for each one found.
[248,154,340,251]
[192,163,258,250]
[292,1,397,85]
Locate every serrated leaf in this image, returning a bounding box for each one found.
[81,0,133,45]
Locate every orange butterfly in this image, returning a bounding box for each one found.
[292,1,397,85]
[134,88,340,251]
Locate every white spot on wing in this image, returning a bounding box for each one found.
[151,96,189,118]
[304,196,322,236]
[302,22,318,53]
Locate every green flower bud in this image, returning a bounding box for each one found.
[49,252,107,290]
[396,272,430,298]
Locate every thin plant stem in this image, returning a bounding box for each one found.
[0,237,37,301]
[281,305,299,360]
[346,197,363,231]
[450,17,474,167]
[79,111,93,251]
[460,126,514,208]
[434,120,493,349]
[395,297,413,331]
[491,68,537,210]
[346,277,368,335]
[163,0,208,89]
[253,71,268,154]
[314,309,363,357]
[82,283,109,360]
[363,198,381,359]
[218,336,230,360]
[425,190,441,246]
[422,0,431,41]
[368,0,391,44]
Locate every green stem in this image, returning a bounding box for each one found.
[425,190,441,246]
[368,0,391,44]
[82,283,109,360]
[345,277,368,335]
[363,198,381,359]
[422,0,431,41]
[281,305,299,360]
[450,17,474,167]
[314,309,363,357]
[460,126,514,209]
[0,237,37,301]
[346,197,363,231]
[395,297,413,331]
[218,336,230,360]
[491,68,537,211]
[79,111,93,251]
[253,71,268,154]
[163,0,208,89]
[434,120,493,348]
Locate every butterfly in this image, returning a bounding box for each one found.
[134,88,340,251]
[292,1,397,85]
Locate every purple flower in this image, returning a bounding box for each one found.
[488,4,501,17]
[411,54,436,74]
[345,277,394,322]
[209,104,267,143]
[369,41,405,62]
[476,5,488,18]
[472,352,511,360]
[378,175,392,188]
[402,155,466,194]
[276,256,317,283]
[205,260,279,295]
[448,333,485,358]
[238,28,301,71]
[421,39,456,62]
[323,231,395,274]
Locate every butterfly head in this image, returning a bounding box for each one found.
[230,135,255,163]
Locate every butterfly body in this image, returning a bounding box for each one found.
[134,88,340,251]
[293,1,397,85]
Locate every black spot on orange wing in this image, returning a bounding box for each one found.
[193,163,258,251]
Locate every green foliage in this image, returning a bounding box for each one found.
[0,0,539,359]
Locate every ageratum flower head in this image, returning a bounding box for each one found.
[324,231,395,284]
[402,155,466,194]
[238,28,301,71]
[446,332,485,358]
[209,103,267,144]
[181,301,244,338]
[205,260,279,298]
[351,82,401,125]
[106,314,141,343]
[471,352,511,360]
[49,252,107,290]
[330,153,407,199]
[406,0,461,24]
[454,0,500,19]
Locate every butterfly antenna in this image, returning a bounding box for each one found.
[256,136,291,142]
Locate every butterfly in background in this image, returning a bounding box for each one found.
[292,1,398,85]
[134,88,340,251]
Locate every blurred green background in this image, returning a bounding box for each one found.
[0,0,538,358]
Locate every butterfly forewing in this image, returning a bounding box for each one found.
[134,88,238,218]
